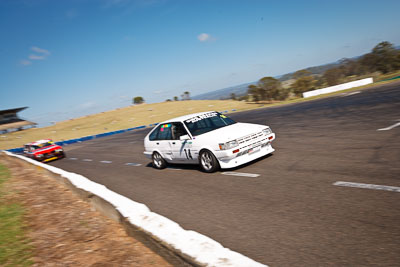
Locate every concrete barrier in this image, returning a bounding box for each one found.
[2,151,267,267]
[303,77,373,98]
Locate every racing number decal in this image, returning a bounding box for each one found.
[184,149,193,160]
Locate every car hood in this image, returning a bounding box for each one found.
[193,122,266,143]
[33,144,63,154]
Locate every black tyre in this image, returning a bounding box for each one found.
[152,151,167,169]
[199,150,220,173]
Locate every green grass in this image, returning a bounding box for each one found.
[0,164,33,266]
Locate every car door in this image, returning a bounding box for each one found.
[150,123,174,161]
[169,122,197,163]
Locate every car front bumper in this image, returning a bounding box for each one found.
[34,151,65,162]
[214,133,275,169]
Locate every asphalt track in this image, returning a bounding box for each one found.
[50,82,400,266]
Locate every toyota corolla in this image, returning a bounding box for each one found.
[143,111,275,172]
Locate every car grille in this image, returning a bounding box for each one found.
[237,131,264,144]
[236,131,270,157]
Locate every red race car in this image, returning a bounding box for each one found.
[23,139,65,162]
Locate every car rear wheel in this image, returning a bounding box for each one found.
[199,150,219,173]
[152,152,167,169]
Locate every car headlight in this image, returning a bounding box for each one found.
[219,140,238,150]
[55,149,63,152]
[35,154,43,158]
[263,127,272,135]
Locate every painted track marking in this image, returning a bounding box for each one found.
[342,91,361,97]
[69,158,78,160]
[347,91,361,96]
[125,163,142,166]
[333,181,400,193]
[82,159,93,162]
[377,121,400,131]
[167,167,182,170]
[100,160,112,164]
[221,172,260,178]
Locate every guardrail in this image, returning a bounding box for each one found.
[302,77,373,98]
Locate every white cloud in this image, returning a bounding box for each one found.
[20,46,51,66]
[31,46,51,55]
[20,60,32,66]
[79,101,97,109]
[28,54,46,60]
[197,33,211,42]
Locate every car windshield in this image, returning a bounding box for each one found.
[184,112,236,136]
[30,145,40,151]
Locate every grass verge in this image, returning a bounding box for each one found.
[0,163,33,266]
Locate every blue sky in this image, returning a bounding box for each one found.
[1,0,400,126]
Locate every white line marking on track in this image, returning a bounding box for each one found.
[333,181,400,193]
[100,160,112,164]
[82,159,93,162]
[69,158,78,160]
[377,122,400,131]
[221,172,260,178]
[342,91,361,97]
[347,91,361,96]
[125,163,142,166]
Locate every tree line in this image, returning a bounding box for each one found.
[132,41,399,104]
[132,91,191,104]
[244,41,400,102]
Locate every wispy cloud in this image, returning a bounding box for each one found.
[197,33,214,42]
[20,60,32,66]
[31,46,50,55]
[28,54,46,60]
[20,46,51,66]
[79,101,97,109]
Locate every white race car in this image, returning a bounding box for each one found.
[143,111,275,172]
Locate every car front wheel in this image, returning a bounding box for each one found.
[152,151,167,169]
[199,150,219,173]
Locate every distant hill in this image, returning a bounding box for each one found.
[192,45,400,100]
[192,82,255,100]
[192,62,339,100]
[277,62,340,81]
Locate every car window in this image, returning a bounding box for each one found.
[149,124,173,140]
[171,122,189,140]
[184,112,236,136]
[149,126,160,141]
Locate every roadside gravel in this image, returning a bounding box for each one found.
[0,156,174,266]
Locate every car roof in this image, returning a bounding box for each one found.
[25,139,52,146]
[160,111,217,124]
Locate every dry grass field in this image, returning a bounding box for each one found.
[2,77,398,151]
[0,100,265,150]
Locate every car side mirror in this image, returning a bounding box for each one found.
[180,134,190,141]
